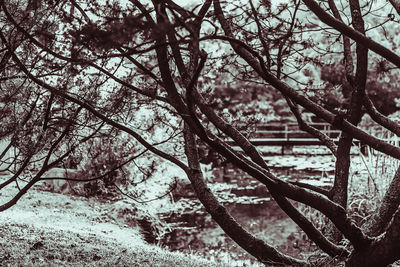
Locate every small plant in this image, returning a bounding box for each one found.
[348,192,379,227]
[73,138,130,197]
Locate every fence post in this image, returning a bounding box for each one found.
[281,124,289,155]
[285,124,288,141]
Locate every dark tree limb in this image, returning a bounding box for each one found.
[0,2,168,102]
[327,0,354,78]
[212,0,374,250]
[346,206,400,266]
[2,37,189,173]
[302,0,400,68]
[330,0,368,224]
[193,86,345,256]
[182,124,307,266]
[286,97,337,156]
[210,1,400,159]
[389,0,400,16]
[363,166,400,237]
[363,94,400,137]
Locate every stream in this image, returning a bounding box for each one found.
[160,149,340,263]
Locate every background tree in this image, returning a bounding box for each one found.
[1,0,400,265]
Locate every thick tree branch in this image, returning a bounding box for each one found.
[302,0,400,68]
[363,166,400,237]
[211,1,400,160]
[2,36,189,173]
[0,2,167,102]
[363,95,400,137]
[162,6,341,258]
[70,0,91,24]
[286,97,337,156]
[193,116,373,249]
[330,0,368,221]
[327,0,354,78]
[389,0,400,16]
[182,124,307,265]
[212,0,374,250]
[347,205,400,266]
[194,87,345,256]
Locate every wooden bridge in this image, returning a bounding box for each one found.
[244,122,342,146]
[226,122,400,149]
[227,122,346,147]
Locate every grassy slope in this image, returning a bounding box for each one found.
[0,185,229,267]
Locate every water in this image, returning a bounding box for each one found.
[160,155,331,263]
[159,143,398,263]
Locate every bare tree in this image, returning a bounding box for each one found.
[1,0,400,265]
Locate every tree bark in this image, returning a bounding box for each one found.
[326,0,368,243]
[182,124,306,266]
[326,134,352,241]
[346,209,400,266]
[389,0,400,16]
[363,166,400,236]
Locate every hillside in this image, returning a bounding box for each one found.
[0,185,232,267]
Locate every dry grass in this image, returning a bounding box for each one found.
[0,185,230,267]
[0,222,224,266]
[349,129,400,198]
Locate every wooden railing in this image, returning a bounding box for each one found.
[227,122,397,146]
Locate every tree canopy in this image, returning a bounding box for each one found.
[1,0,400,265]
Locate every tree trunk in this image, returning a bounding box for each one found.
[363,166,400,236]
[326,133,352,242]
[346,208,400,266]
[182,125,306,266]
[346,169,400,266]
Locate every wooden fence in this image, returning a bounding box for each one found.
[227,122,398,147]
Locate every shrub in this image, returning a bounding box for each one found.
[73,138,130,197]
